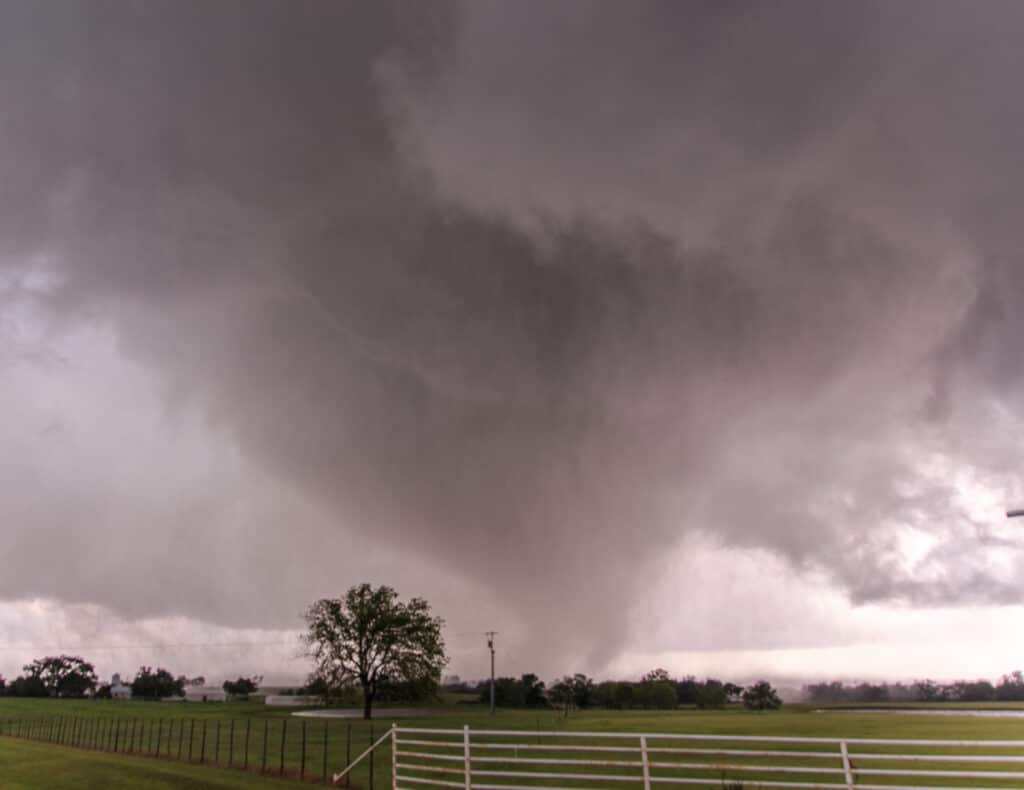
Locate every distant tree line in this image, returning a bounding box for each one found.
[443,668,780,713]
[0,653,252,700]
[804,671,1024,704]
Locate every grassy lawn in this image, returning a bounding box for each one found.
[5,701,1024,787]
[0,737,312,789]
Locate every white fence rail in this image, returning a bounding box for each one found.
[380,726,1024,789]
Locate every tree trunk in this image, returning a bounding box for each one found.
[363,689,373,720]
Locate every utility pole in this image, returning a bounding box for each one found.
[485,631,497,715]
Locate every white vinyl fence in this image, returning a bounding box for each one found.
[342,725,1024,789]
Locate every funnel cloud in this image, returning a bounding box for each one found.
[2,1,1024,681]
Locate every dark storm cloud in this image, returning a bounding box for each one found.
[2,0,1024,670]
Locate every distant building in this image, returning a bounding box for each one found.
[110,673,131,699]
[184,686,226,702]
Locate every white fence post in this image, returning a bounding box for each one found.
[391,723,397,790]
[463,724,472,790]
[840,739,854,789]
[640,735,651,790]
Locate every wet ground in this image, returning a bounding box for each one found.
[291,707,433,718]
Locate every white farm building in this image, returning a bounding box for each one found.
[110,673,131,699]
[184,686,226,702]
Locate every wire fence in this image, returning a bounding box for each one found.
[14,718,1024,789]
[0,714,387,786]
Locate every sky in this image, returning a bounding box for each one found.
[2,0,1024,689]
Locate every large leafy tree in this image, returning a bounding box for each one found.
[548,674,594,716]
[23,655,97,698]
[131,666,185,699]
[521,673,547,707]
[303,583,447,719]
[741,680,783,711]
[8,674,48,697]
[223,675,263,699]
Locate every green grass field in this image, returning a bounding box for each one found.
[0,736,312,789]
[5,701,1024,787]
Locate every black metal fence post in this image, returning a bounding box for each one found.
[279,718,288,776]
[188,718,195,762]
[178,718,185,760]
[346,723,352,787]
[244,718,251,770]
[228,719,235,767]
[322,720,329,784]
[261,719,268,773]
[214,719,221,764]
[369,723,375,790]
[200,719,207,764]
[300,719,306,780]
[113,718,120,753]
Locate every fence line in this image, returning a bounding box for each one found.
[1,713,363,787]
[390,726,1024,789]
[17,716,1024,789]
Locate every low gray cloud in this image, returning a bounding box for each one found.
[2,1,1024,675]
